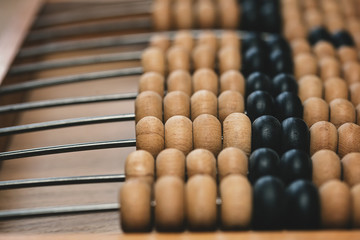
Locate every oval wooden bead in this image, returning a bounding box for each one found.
[193,114,222,156]
[281,117,310,154]
[220,174,252,229]
[136,116,164,158]
[294,53,317,79]
[311,149,341,187]
[324,77,348,103]
[319,57,340,81]
[218,0,239,29]
[166,46,190,72]
[218,46,241,74]
[298,75,323,102]
[342,152,360,187]
[165,116,193,155]
[303,97,329,127]
[351,184,360,228]
[150,34,170,52]
[220,30,240,49]
[173,30,194,53]
[186,175,217,231]
[156,148,185,180]
[152,0,172,31]
[197,31,218,53]
[135,91,162,123]
[313,41,335,60]
[138,72,164,98]
[310,121,338,155]
[304,9,323,29]
[155,176,185,231]
[319,180,351,228]
[125,150,155,185]
[350,83,360,106]
[163,91,190,122]
[192,68,218,95]
[192,45,215,70]
[141,47,165,75]
[329,99,356,128]
[190,90,217,120]
[186,149,216,179]
[291,38,311,57]
[120,179,152,232]
[338,123,360,158]
[173,0,193,29]
[284,21,307,41]
[218,147,248,181]
[218,90,244,123]
[338,46,358,63]
[195,0,216,28]
[343,61,360,85]
[220,70,245,95]
[223,113,252,156]
[167,70,192,96]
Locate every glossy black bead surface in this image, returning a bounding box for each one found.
[245,72,272,97]
[332,30,355,48]
[240,0,259,31]
[246,90,275,122]
[259,1,281,33]
[267,35,291,54]
[249,148,280,182]
[279,149,312,185]
[281,117,310,154]
[308,27,332,45]
[272,73,298,96]
[252,115,282,153]
[269,49,293,76]
[275,92,303,121]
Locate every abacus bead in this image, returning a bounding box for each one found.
[294,53,317,79]
[220,70,245,95]
[343,61,360,85]
[135,91,162,123]
[223,113,252,156]
[167,46,190,72]
[275,92,303,121]
[304,9,323,31]
[165,116,193,156]
[186,149,216,179]
[163,91,190,122]
[332,30,355,48]
[217,147,248,181]
[338,46,358,63]
[150,34,170,52]
[218,46,241,74]
[195,0,216,28]
[298,75,323,102]
[246,72,272,97]
[173,30,194,53]
[311,150,341,187]
[269,49,294,76]
[192,45,215,70]
[156,148,186,180]
[242,46,267,75]
[338,123,360,158]
[272,73,298,97]
[218,0,239,29]
[167,70,192,96]
[281,117,310,154]
[251,115,281,153]
[246,91,275,122]
[310,121,337,155]
[220,175,252,230]
[319,57,340,81]
[324,77,348,103]
[125,150,155,185]
[303,97,329,127]
[351,184,360,228]
[342,153,360,187]
[249,148,280,183]
[220,30,240,49]
[279,149,312,185]
[329,99,356,128]
[136,116,164,158]
[284,21,306,41]
[291,38,311,57]
[350,83,360,106]
[319,180,351,228]
[190,90,217,120]
[141,47,165,75]
[308,27,332,45]
[155,176,185,231]
[197,31,217,53]
[138,72,164,98]
[313,41,335,60]
[173,0,193,29]
[192,68,218,95]
[186,175,217,231]
[152,0,172,31]
[120,180,152,232]
[218,90,244,123]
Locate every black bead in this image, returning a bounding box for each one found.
[332,30,355,48]
[269,49,294,76]
[246,90,275,122]
[240,0,259,31]
[259,1,281,33]
[242,46,268,76]
[272,73,298,96]
[249,148,280,182]
[242,33,265,53]
[281,117,310,154]
[285,180,320,229]
[253,176,285,229]
[252,115,282,153]
[266,34,291,54]
[279,149,312,185]
[245,72,272,97]
[308,27,332,45]
[275,92,303,121]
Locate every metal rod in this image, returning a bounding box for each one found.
[0,67,143,95]
[0,139,136,161]
[0,114,135,136]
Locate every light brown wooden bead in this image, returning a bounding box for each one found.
[351,184,360,228]
[338,123,360,158]
[138,72,165,98]
[136,116,164,158]
[313,41,335,60]
[186,149,216,179]
[329,99,356,128]
[192,45,216,70]
[223,113,251,156]
[125,150,155,185]
[192,68,218,95]
[152,0,172,31]
[342,152,360,187]
[173,30,194,53]
[150,34,170,52]
[167,70,192,96]
[193,114,222,156]
[343,61,360,85]
[173,0,193,30]
[135,91,163,123]
[166,46,190,72]
[310,121,337,156]
[218,147,248,181]
[326,14,344,33]
[186,175,217,230]
[291,38,311,57]
[218,90,244,123]
[302,0,318,9]
[163,91,190,122]
[303,97,329,128]
[319,57,340,81]
[298,75,323,102]
[120,179,152,232]
[220,174,252,229]
[220,31,240,49]
[195,0,216,29]
[320,180,351,228]
[197,31,218,53]
[141,47,165,75]
[338,46,358,64]
[284,21,307,41]
[324,77,348,103]
[218,0,240,29]
[165,116,193,155]
[304,9,323,29]
[220,70,245,95]
[156,148,185,180]
[190,90,218,120]
[295,53,318,79]
[155,176,185,231]
[350,83,360,106]
[311,150,341,187]
[218,46,241,74]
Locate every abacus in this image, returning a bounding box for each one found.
[1,0,360,239]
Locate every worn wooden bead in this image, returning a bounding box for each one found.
[279,149,312,185]
[284,21,307,41]
[167,70,192,96]
[313,41,335,60]
[246,91,275,122]
[218,147,248,181]
[338,123,360,158]
[218,46,241,74]
[167,46,190,72]
[139,72,164,98]
[195,0,216,28]
[163,91,190,122]
[272,73,298,97]
[220,70,245,95]
[324,77,348,103]
[193,114,222,156]
[303,97,329,127]
[192,45,215,70]
[141,47,165,75]
[197,31,218,53]
[165,116,193,155]
[220,174,252,230]
[186,149,216,179]
[338,46,358,63]
[218,90,244,123]
[173,0,193,29]
[291,38,311,57]
[223,113,251,156]
[310,121,337,155]
[220,31,240,49]
[249,148,280,183]
[192,68,218,95]
[281,117,310,154]
[304,9,323,29]
[311,150,341,187]
[275,92,303,121]
[319,57,340,81]
[245,72,272,97]
[156,148,186,180]
[218,0,239,29]
[150,34,170,52]
[152,0,172,31]
[125,150,155,185]
[294,53,317,79]
[298,75,323,102]
[120,179,152,232]
[173,30,194,53]
[136,116,164,157]
[342,153,360,187]
[329,99,356,128]
[343,61,360,85]
[135,91,162,123]
[350,83,360,106]
[190,90,217,120]
[351,184,360,228]
[186,175,217,231]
